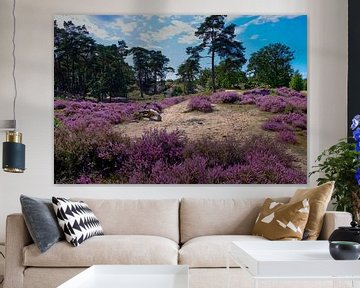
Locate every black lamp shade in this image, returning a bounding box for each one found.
[3,141,25,173]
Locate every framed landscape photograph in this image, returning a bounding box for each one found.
[54,14,307,184]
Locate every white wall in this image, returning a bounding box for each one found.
[0,0,348,242]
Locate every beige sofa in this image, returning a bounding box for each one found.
[4,198,352,288]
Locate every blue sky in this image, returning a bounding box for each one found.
[55,15,307,79]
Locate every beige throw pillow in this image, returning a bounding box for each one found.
[252,198,310,240]
[289,181,334,240]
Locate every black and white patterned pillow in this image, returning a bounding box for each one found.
[52,197,104,247]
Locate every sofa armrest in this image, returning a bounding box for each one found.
[318,211,352,240]
[4,214,33,288]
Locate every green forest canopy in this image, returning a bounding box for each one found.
[54,15,305,101]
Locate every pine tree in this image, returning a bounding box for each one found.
[195,15,246,92]
[177,47,201,94]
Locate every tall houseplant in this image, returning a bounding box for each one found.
[310,115,360,222]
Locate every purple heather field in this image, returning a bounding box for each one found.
[54,88,307,184]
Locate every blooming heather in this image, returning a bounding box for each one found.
[210,91,240,104]
[261,119,289,132]
[243,88,271,96]
[237,88,307,114]
[187,96,213,113]
[276,87,305,98]
[54,97,185,131]
[158,96,185,109]
[256,96,287,113]
[239,93,258,105]
[55,126,306,184]
[277,130,298,144]
[54,89,307,184]
[262,113,307,132]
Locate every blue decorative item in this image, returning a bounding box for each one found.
[351,115,360,185]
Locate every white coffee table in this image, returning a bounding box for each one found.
[58,265,189,288]
[228,241,360,288]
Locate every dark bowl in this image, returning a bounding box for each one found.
[329,241,360,260]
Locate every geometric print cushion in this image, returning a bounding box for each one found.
[52,197,104,247]
[252,198,310,240]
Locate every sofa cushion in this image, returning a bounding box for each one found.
[290,181,334,240]
[20,195,64,253]
[72,199,179,243]
[52,197,104,247]
[23,235,178,267]
[179,235,267,268]
[252,198,310,240]
[180,198,289,243]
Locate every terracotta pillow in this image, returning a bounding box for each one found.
[252,198,310,240]
[289,181,334,240]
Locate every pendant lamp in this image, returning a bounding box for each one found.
[1,0,26,173]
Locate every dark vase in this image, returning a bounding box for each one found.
[328,221,360,244]
[329,241,360,260]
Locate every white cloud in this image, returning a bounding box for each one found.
[157,15,180,23]
[112,18,137,35]
[226,15,239,22]
[250,34,259,40]
[143,44,162,50]
[144,15,154,21]
[55,15,112,41]
[139,32,152,43]
[139,19,199,45]
[250,15,282,25]
[235,26,246,35]
[286,15,302,19]
[178,33,199,44]
[191,15,206,25]
[158,16,166,23]
[235,15,290,36]
[235,15,283,35]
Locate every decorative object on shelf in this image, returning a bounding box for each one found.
[329,241,360,260]
[310,114,360,222]
[329,220,360,244]
[1,0,25,173]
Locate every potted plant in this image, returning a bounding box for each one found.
[310,115,360,222]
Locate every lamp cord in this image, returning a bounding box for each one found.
[11,0,17,124]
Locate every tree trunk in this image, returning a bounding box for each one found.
[138,73,144,98]
[351,190,360,223]
[154,75,158,95]
[140,83,144,98]
[72,58,75,95]
[211,49,216,92]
